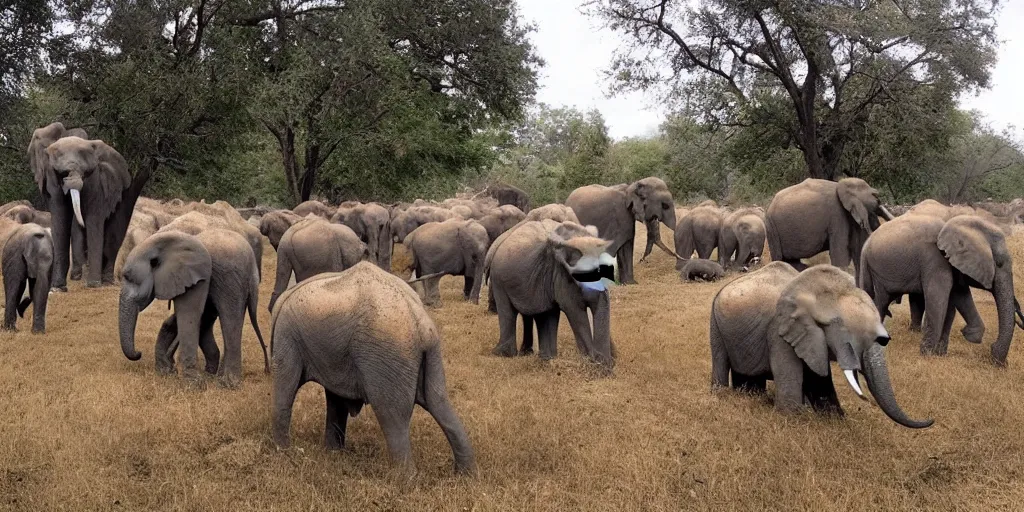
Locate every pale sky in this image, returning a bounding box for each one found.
[518,0,1024,140]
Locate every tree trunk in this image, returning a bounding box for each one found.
[299,143,320,202]
[276,126,301,206]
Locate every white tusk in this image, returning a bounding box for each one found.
[69,189,85,227]
[844,370,866,399]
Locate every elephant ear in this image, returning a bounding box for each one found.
[937,218,995,288]
[625,181,647,223]
[91,141,133,221]
[548,232,583,268]
[776,292,832,376]
[836,180,871,231]
[152,234,212,300]
[28,123,65,197]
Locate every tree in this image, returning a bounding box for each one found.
[588,0,1000,180]
[0,0,51,113]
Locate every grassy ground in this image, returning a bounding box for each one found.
[2,224,1024,511]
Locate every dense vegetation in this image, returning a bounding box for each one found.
[1,0,1021,208]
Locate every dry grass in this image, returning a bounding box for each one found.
[3,224,1024,511]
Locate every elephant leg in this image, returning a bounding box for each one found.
[769,345,805,413]
[363,367,416,472]
[271,343,304,448]
[48,196,71,292]
[535,309,560,361]
[198,304,220,376]
[85,216,105,287]
[173,282,209,386]
[462,275,473,301]
[921,278,952,356]
[952,287,985,344]
[416,346,476,474]
[491,289,518,357]
[29,277,49,334]
[424,276,441,308]
[782,258,807,272]
[909,293,925,332]
[101,242,117,285]
[803,366,843,416]
[709,317,730,390]
[3,274,26,331]
[871,290,894,322]
[155,315,178,374]
[324,389,350,451]
[217,303,245,388]
[617,239,636,285]
[562,304,596,361]
[520,314,535,355]
[486,287,497,314]
[731,373,767,394]
[70,222,85,281]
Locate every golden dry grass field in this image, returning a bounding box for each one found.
[2,224,1024,511]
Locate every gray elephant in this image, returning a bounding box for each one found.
[478,204,526,244]
[525,203,579,223]
[680,258,724,282]
[1,221,53,333]
[119,228,269,387]
[674,204,724,269]
[404,219,489,307]
[718,207,766,270]
[860,214,1024,365]
[0,202,51,228]
[259,210,303,251]
[333,202,393,271]
[291,200,335,219]
[566,177,677,284]
[479,183,530,213]
[710,262,932,428]
[161,211,264,279]
[270,262,476,475]
[487,220,616,368]
[269,217,366,311]
[765,178,894,280]
[391,205,455,243]
[29,125,149,290]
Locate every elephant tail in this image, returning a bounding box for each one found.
[248,270,270,374]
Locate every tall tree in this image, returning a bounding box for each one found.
[589,0,1000,180]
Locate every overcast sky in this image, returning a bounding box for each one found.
[518,0,1024,140]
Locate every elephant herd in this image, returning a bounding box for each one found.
[3,121,1024,475]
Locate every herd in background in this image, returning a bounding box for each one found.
[2,122,1024,474]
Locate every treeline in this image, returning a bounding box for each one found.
[1,0,1021,208]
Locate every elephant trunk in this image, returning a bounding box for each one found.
[862,343,933,429]
[588,290,615,369]
[989,271,1019,365]
[118,286,144,361]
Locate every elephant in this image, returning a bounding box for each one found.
[403,219,489,306]
[332,202,393,271]
[905,199,1007,226]
[479,183,530,213]
[765,178,894,280]
[680,259,724,282]
[478,204,526,244]
[30,125,147,290]
[1,221,53,333]
[860,214,1024,365]
[118,228,269,387]
[718,208,766,270]
[566,177,677,285]
[391,205,455,243]
[525,203,579,223]
[292,200,335,219]
[674,204,724,270]
[269,217,367,312]
[269,262,476,475]
[160,211,264,280]
[487,219,616,368]
[441,197,497,220]
[259,210,304,251]
[710,262,933,428]
[0,202,51,228]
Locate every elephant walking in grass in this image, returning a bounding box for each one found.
[860,215,1024,365]
[270,262,476,475]
[710,262,932,428]
[674,204,724,268]
[1,222,53,333]
[404,219,489,306]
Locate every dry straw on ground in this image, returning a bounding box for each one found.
[2,224,1024,511]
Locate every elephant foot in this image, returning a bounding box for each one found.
[31,327,45,335]
[619,279,637,285]
[70,268,83,281]
[962,325,985,344]
[156,364,176,376]
[920,345,946,357]
[204,362,219,375]
[101,276,116,286]
[85,280,102,288]
[538,352,556,361]
[518,348,534,356]
[909,324,922,333]
[50,286,68,293]
[492,345,516,358]
[218,374,241,389]
[183,374,207,391]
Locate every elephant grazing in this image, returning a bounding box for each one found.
[1,221,53,333]
[259,209,304,251]
[765,178,894,280]
[674,204,724,269]
[860,215,1024,365]
[404,219,489,307]
[486,220,616,368]
[118,229,269,388]
[680,258,724,282]
[270,262,476,475]
[718,207,766,270]
[566,177,678,284]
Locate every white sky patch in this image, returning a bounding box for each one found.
[519,0,1024,141]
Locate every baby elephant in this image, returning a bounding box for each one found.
[681,258,724,282]
[271,262,476,475]
[2,223,54,333]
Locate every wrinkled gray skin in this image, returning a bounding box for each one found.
[710,263,932,428]
[486,220,616,369]
[479,183,530,213]
[259,210,303,251]
[269,217,367,312]
[680,259,724,282]
[332,202,393,271]
[477,205,526,244]
[391,206,455,243]
[270,262,476,475]
[29,124,143,291]
[2,223,53,333]
[291,200,335,219]
[860,215,1024,365]
[119,229,269,388]
[674,205,724,270]
[404,219,489,306]
[718,208,766,270]
[766,178,894,281]
[567,177,677,285]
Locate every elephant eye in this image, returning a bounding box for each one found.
[150,257,160,268]
[662,202,670,210]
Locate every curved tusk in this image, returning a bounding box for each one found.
[879,205,895,221]
[844,369,867,400]
[69,189,85,227]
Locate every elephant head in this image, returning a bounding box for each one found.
[836,178,894,233]
[28,123,89,200]
[776,266,932,428]
[937,216,1024,365]
[626,177,678,259]
[44,136,131,228]
[118,231,212,361]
